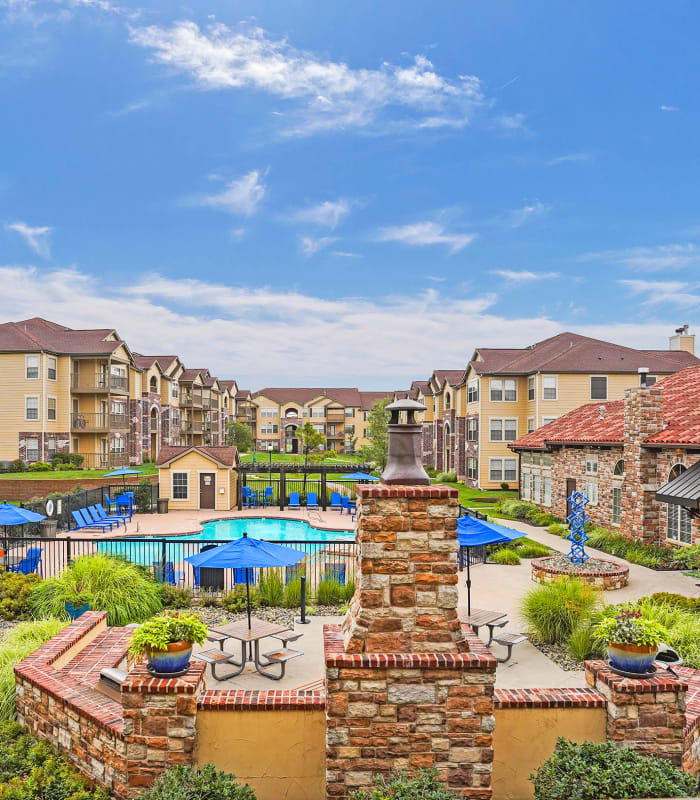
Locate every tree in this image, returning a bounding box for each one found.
[296,421,326,493]
[358,397,391,470]
[225,420,254,452]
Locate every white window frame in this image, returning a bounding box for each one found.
[489,457,517,482]
[489,418,517,442]
[585,456,598,475]
[527,376,535,401]
[345,408,354,418]
[171,471,189,501]
[467,418,478,441]
[612,486,622,525]
[489,458,504,482]
[25,395,40,421]
[542,375,557,400]
[467,380,479,403]
[260,423,279,435]
[542,474,552,507]
[522,471,531,500]
[25,436,40,462]
[489,378,503,402]
[47,396,57,422]
[260,407,277,417]
[527,417,535,433]
[47,356,57,381]
[25,355,40,380]
[467,457,478,481]
[584,480,599,505]
[310,407,325,418]
[532,474,541,502]
[504,378,517,402]
[667,503,692,545]
[590,375,608,401]
[111,437,126,455]
[542,416,558,427]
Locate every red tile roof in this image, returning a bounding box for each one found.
[156,445,238,467]
[0,318,127,356]
[511,365,700,450]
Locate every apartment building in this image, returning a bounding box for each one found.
[0,317,239,468]
[249,388,395,453]
[416,330,699,489]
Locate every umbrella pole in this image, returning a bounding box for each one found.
[245,567,252,629]
[466,548,472,617]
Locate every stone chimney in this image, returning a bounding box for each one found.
[669,326,695,355]
[621,384,664,544]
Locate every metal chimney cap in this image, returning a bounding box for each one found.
[386,399,426,413]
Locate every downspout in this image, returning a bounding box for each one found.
[41,351,46,459]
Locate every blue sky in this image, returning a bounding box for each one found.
[1,1,699,388]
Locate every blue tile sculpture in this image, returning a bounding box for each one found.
[566,490,590,564]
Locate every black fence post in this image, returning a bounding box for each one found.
[321,469,327,511]
[295,575,310,625]
[66,537,72,567]
[279,469,285,511]
[160,538,167,581]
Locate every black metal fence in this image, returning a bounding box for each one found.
[1,534,357,595]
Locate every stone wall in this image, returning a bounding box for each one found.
[0,474,158,503]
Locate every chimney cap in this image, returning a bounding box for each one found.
[386,399,426,413]
[638,367,649,373]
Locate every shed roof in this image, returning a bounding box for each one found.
[156,445,238,467]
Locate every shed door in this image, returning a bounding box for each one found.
[199,473,216,509]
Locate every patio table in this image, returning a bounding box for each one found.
[205,617,291,680]
[463,608,508,645]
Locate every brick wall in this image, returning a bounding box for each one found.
[0,474,158,503]
[129,398,143,464]
[464,415,479,488]
[421,423,433,467]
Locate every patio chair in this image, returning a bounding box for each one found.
[104,494,118,513]
[233,568,257,585]
[86,505,122,528]
[116,494,133,515]
[329,492,342,511]
[340,496,350,514]
[306,492,319,510]
[242,487,256,508]
[71,509,114,532]
[288,492,300,509]
[8,547,42,576]
[95,503,130,526]
[263,487,274,507]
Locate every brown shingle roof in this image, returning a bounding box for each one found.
[0,318,127,356]
[359,391,394,410]
[179,369,203,382]
[253,388,363,407]
[156,445,238,467]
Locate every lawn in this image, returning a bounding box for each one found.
[434,480,518,509]
[0,463,158,480]
[239,451,362,465]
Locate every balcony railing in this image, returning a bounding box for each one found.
[75,452,129,470]
[71,372,128,394]
[184,421,203,433]
[183,390,203,408]
[326,412,346,422]
[71,412,129,432]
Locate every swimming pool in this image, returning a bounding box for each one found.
[198,517,351,543]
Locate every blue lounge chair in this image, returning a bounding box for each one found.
[242,487,256,508]
[323,563,346,585]
[8,547,42,576]
[78,507,114,530]
[95,503,130,526]
[330,492,342,511]
[192,566,201,591]
[263,487,274,507]
[307,492,319,510]
[71,509,113,532]
[341,496,351,514]
[288,492,300,509]
[86,505,121,528]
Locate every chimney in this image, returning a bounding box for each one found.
[638,367,649,388]
[669,325,695,355]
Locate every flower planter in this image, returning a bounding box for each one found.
[145,640,193,677]
[607,642,657,673]
[64,601,90,620]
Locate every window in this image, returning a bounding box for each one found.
[490,458,517,482]
[172,472,188,500]
[542,416,558,427]
[528,376,535,401]
[47,356,57,381]
[285,408,299,418]
[642,375,657,386]
[613,459,624,476]
[111,437,125,454]
[667,503,692,544]
[47,438,56,460]
[489,418,517,442]
[522,452,532,464]
[504,379,517,402]
[445,392,451,410]
[467,457,478,480]
[542,453,552,467]
[532,474,541,503]
[542,475,552,506]
[47,397,57,421]
[585,456,598,474]
[522,472,531,500]
[260,407,277,417]
[172,382,179,398]
[311,408,325,418]
[260,423,279,435]
[26,437,39,462]
[25,355,39,380]
[489,379,503,401]
[590,376,608,400]
[527,417,535,433]
[583,480,598,504]
[467,380,479,403]
[533,453,541,465]
[345,408,354,417]
[467,418,478,441]
[612,486,622,525]
[25,396,39,421]
[111,399,127,415]
[542,375,557,400]
[302,408,308,417]
[312,423,324,433]
[149,376,158,393]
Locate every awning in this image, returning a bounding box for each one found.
[655,460,700,510]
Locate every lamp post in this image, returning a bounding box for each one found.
[268,443,273,489]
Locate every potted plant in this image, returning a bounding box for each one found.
[64,591,91,620]
[129,611,207,677]
[595,609,666,674]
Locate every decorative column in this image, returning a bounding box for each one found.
[325,400,497,799]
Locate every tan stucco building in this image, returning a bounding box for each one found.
[156,445,239,511]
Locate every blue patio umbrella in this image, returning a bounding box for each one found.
[0,502,46,544]
[102,467,143,487]
[457,515,528,615]
[185,534,304,628]
[341,471,379,482]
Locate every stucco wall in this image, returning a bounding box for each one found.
[158,451,234,510]
[196,709,326,800]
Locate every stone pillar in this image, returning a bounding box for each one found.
[621,386,664,544]
[585,661,688,766]
[326,485,497,799]
[121,662,205,797]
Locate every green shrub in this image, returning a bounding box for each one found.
[27,461,52,472]
[0,721,109,799]
[547,523,569,537]
[351,769,459,799]
[673,544,700,569]
[134,477,153,513]
[425,466,438,478]
[0,572,41,621]
[645,592,700,613]
[514,542,552,559]
[530,737,697,799]
[0,619,67,721]
[436,471,457,483]
[520,579,601,645]
[30,554,163,626]
[257,569,285,607]
[500,482,510,490]
[132,763,256,800]
[51,452,71,468]
[161,584,192,609]
[68,453,84,468]
[316,579,345,606]
[494,498,538,520]
[490,548,521,565]
[344,579,356,601]
[585,526,679,569]
[282,577,302,608]
[8,459,26,473]
[222,586,260,614]
[567,622,604,661]
[199,590,222,608]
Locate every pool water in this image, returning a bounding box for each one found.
[198,517,351,542]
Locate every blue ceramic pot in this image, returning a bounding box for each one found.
[146,641,193,676]
[64,602,90,620]
[607,642,657,673]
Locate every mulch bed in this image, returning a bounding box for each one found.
[530,639,585,671]
[184,604,344,628]
[539,555,623,574]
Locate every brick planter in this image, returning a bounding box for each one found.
[531,556,629,590]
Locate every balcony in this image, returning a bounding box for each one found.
[184,421,203,434]
[71,372,128,394]
[326,411,346,423]
[183,390,203,408]
[77,452,129,470]
[71,412,129,432]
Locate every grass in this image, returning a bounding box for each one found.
[520,578,602,645]
[490,548,521,565]
[434,481,518,508]
[0,463,158,480]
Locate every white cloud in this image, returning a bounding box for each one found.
[2,264,695,387]
[580,243,700,271]
[330,251,362,259]
[491,269,560,282]
[660,105,679,112]
[509,200,549,227]
[292,199,351,229]
[618,279,700,308]
[300,235,336,257]
[6,221,52,258]
[376,221,475,254]
[547,152,594,166]
[190,169,265,216]
[128,22,503,135]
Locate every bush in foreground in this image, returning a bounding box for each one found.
[520,578,601,645]
[140,763,256,800]
[0,572,41,621]
[530,737,697,799]
[30,554,163,626]
[351,770,458,799]
[490,548,521,565]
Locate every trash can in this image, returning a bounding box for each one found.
[157,498,169,514]
[40,519,58,538]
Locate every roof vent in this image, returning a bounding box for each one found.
[638,367,649,388]
[599,405,605,420]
